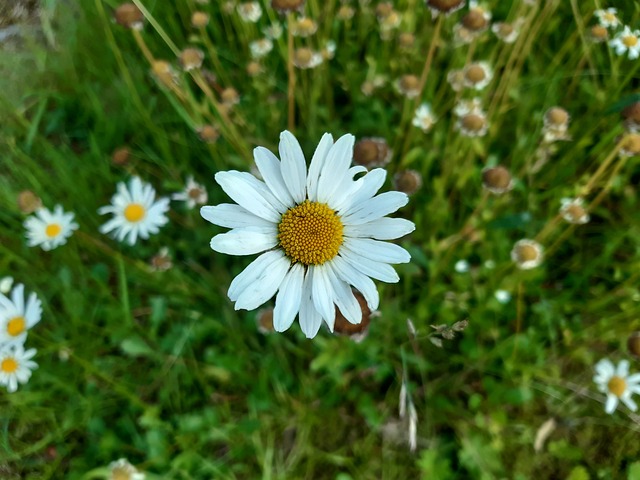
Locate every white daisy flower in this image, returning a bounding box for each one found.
[412,103,437,133]
[98,177,170,245]
[237,2,262,23]
[172,176,208,209]
[0,284,42,346]
[0,343,37,393]
[560,197,590,225]
[510,239,543,270]
[263,23,283,40]
[594,8,621,29]
[249,38,273,59]
[201,131,415,338]
[593,359,640,414]
[23,205,79,251]
[108,458,145,480]
[610,26,640,60]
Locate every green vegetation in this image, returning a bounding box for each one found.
[1,0,640,478]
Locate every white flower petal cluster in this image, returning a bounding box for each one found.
[24,204,78,251]
[594,359,640,414]
[99,177,170,245]
[610,26,640,59]
[201,131,415,338]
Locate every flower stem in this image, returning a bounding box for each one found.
[287,12,296,132]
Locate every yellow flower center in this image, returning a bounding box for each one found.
[604,12,616,22]
[608,376,627,397]
[623,35,638,47]
[45,223,62,238]
[278,201,343,265]
[124,203,146,222]
[1,358,18,374]
[7,316,25,337]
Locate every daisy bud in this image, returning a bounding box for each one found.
[560,198,590,225]
[271,0,305,14]
[353,137,393,167]
[333,290,371,342]
[191,11,210,28]
[393,170,423,196]
[179,48,204,71]
[482,166,514,194]
[628,332,640,357]
[112,146,131,166]
[197,125,220,143]
[256,308,275,334]
[17,190,42,214]
[511,239,544,270]
[396,74,420,98]
[114,3,144,30]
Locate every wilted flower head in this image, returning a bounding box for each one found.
[456,111,489,137]
[151,60,178,87]
[197,125,220,143]
[425,0,466,17]
[292,17,318,37]
[395,74,420,98]
[511,239,543,270]
[221,87,240,107]
[353,137,393,168]
[293,47,323,69]
[542,106,571,142]
[172,176,208,209]
[237,2,262,22]
[492,21,520,43]
[618,133,640,157]
[446,69,465,92]
[114,3,144,30]
[179,48,204,71]
[462,62,493,90]
[149,247,173,272]
[593,359,640,414]
[333,290,373,342]
[263,22,283,39]
[393,170,423,196]
[589,24,608,43]
[17,190,43,214]
[560,198,590,225]
[453,97,484,117]
[482,166,514,194]
[412,103,436,132]
[191,11,210,28]
[337,5,355,20]
[250,38,273,59]
[271,0,305,14]
[621,101,640,131]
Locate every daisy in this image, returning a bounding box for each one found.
[98,177,170,245]
[560,197,590,225]
[593,359,640,414]
[462,62,493,90]
[237,2,262,22]
[594,8,620,29]
[250,38,273,59]
[108,458,145,480]
[172,176,208,209]
[0,343,37,393]
[492,21,521,44]
[0,284,42,345]
[511,239,543,270]
[293,48,323,69]
[412,103,437,132]
[23,205,79,251]
[200,131,415,338]
[610,26,640,60]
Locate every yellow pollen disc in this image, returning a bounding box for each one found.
[7,316,25,337]
[45,223,62,238]
[124,203,146,222]
[604,13,615,22]
[608,376,627,397]
[623,35,638,47]
[1,358,18,374]
[278,201,344,265]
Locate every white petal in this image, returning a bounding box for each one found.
[325,265,362,324]
[333,168,387,214]
[344,217,415,240]
[12,284,24,314]
[279,131,307,203]
[621,393,638,411]
[312,265,336,332]
[605,394,618,414]
[299,274,322,338]
[317,134,355,204]
[341,191,409,225]
[343,238,411,264]
[340,249,400,283]
[253,147,296,207]
[617,360,630,377]
[329,256,380,311]
[228,251,286,301]
[595,359,615,377]
[235,255,290,311]
[200,204,274,229]
[273,263,305,332]
[306,133,334,201]
[323,165,368,211]
[210,226,278,255]
[215,171,284,222]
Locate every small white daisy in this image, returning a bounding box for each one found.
[108,458,145,480]
[593,359,640,414]
[237,2,262,23]
[23,205,79,251]
[560,197,590,225]
[412,103,437,132]
[250,38,273,59]
[172,176,208,209]
[0,284,42,346]
[201,131,415,338]
[511,239,543,270]
[0,343,37,393]
[263,23,283,40]
[594,8,621,29]
[462,62,493,90]
[610,26,640,60]
[98,177,170,245]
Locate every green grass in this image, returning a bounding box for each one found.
[2,0,640,478]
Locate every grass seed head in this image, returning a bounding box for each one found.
[354,137,393,167]
[17,190,42,214]
[482,166,514,194]
[114,3,144,30]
